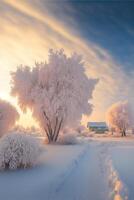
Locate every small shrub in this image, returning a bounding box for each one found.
[0,132,44,170]
[58,133,78,145]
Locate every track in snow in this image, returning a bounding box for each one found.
[49,142,109,200]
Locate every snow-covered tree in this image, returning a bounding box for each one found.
[11,49,97,142]
[0,99,19,136]
[106,101,133,137]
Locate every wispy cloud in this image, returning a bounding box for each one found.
[0,0,133,126]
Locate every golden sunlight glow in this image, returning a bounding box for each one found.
[17,109,39,129]
[114,194,122,200]
[0,93,39,128]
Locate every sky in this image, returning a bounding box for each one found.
[0,0,134,127]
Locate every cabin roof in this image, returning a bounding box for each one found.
[87,122,108,128]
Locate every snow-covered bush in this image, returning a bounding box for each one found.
[0,99,19,137]
[58,133,78,145]
[0,133,44,170]
[75,125,86,134]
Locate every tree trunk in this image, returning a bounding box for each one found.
[121,130,126,137]
[123,130,126,137]
[43,111,63,143]
[54,118,63,142]
[45,120,63,143]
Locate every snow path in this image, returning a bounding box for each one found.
[49,142,109,200]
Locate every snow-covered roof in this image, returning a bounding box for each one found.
[87,122,108,128]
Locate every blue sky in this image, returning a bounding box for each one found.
[0,0,133,125]
[45,1,134,72]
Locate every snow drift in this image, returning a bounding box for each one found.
[58,133,78,145]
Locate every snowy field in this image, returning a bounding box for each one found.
[0,137,134,200]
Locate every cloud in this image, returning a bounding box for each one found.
[0,0,133,126]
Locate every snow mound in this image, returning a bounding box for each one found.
[58,133,78,145]
[0,132,44,170]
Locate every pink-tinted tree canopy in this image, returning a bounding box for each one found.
[11,49,97,142]
[106,101,133,136]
